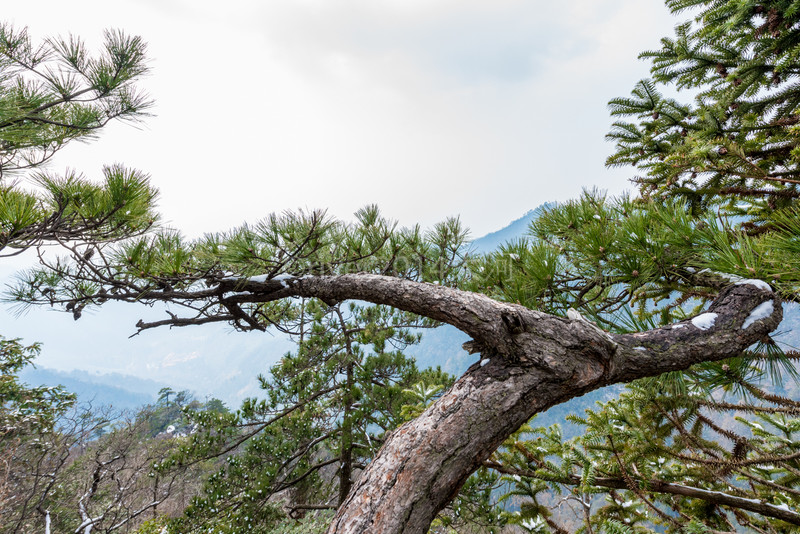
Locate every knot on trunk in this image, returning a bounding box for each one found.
[501,310,525,335]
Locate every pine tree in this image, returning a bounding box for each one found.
[162,298,453,533]
[480,1,800,530]
[606,0,800,227]
[6,4,795,533]
[0,24,165,534]
[0,23,157,257]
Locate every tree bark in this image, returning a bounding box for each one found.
[117,274,783,533]
[290,276,782,533]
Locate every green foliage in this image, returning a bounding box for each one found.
[484,1,800,531]
[9,204,470,335]
[268,511,334,534]
[135,517,173,534]
[494,380,800,532]
[186,205,468,286]
[137,388,225,438]
[400,380,445,421]
[0,24,150,174]
[1,336,75,529]
[431,467,506,533]
[162,298,455,533]
[0,23,158,257]
[606,0,800,225]
[471,188,800,328]
[0,335,75,440]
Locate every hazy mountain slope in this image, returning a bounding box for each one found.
[469,202,554,254]
[19,367,160,411]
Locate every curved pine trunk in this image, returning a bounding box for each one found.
[110,273,782,533]
[314,280,781,533]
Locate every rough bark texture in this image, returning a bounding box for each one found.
[133,274,782,533]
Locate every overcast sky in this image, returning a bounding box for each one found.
[5,0,678,238]
[1,1,685,392]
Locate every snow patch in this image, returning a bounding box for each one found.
[698,268,744,284]
[633,346,647,351]
[221,273,296,288]
[566,308,582,321]
[522,517,544,530]
[735,279,772,291]
[222,291,251,298]
[272,273,295,288]
[480,358,490,367]
[671,324,686,329]
[742,300,774,330]
[691,313,718,331]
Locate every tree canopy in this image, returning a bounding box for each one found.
[3,2,800,533]
[0,23,157,257]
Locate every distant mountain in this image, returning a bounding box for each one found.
[1,288,295,408]
[469,202,555,254]
[407,325,471,377]
[19,367,161,411]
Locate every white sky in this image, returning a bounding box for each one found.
[4,0,677,238]
[1,1,685,395]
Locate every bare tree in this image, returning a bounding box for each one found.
[3,403,201,534]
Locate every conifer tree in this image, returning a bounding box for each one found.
[0,23,157,257]
[6,4,795,533]
[161,299,452,533]
[606,0,800,228]
[14,204,782,534]
[477,1,800,530]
